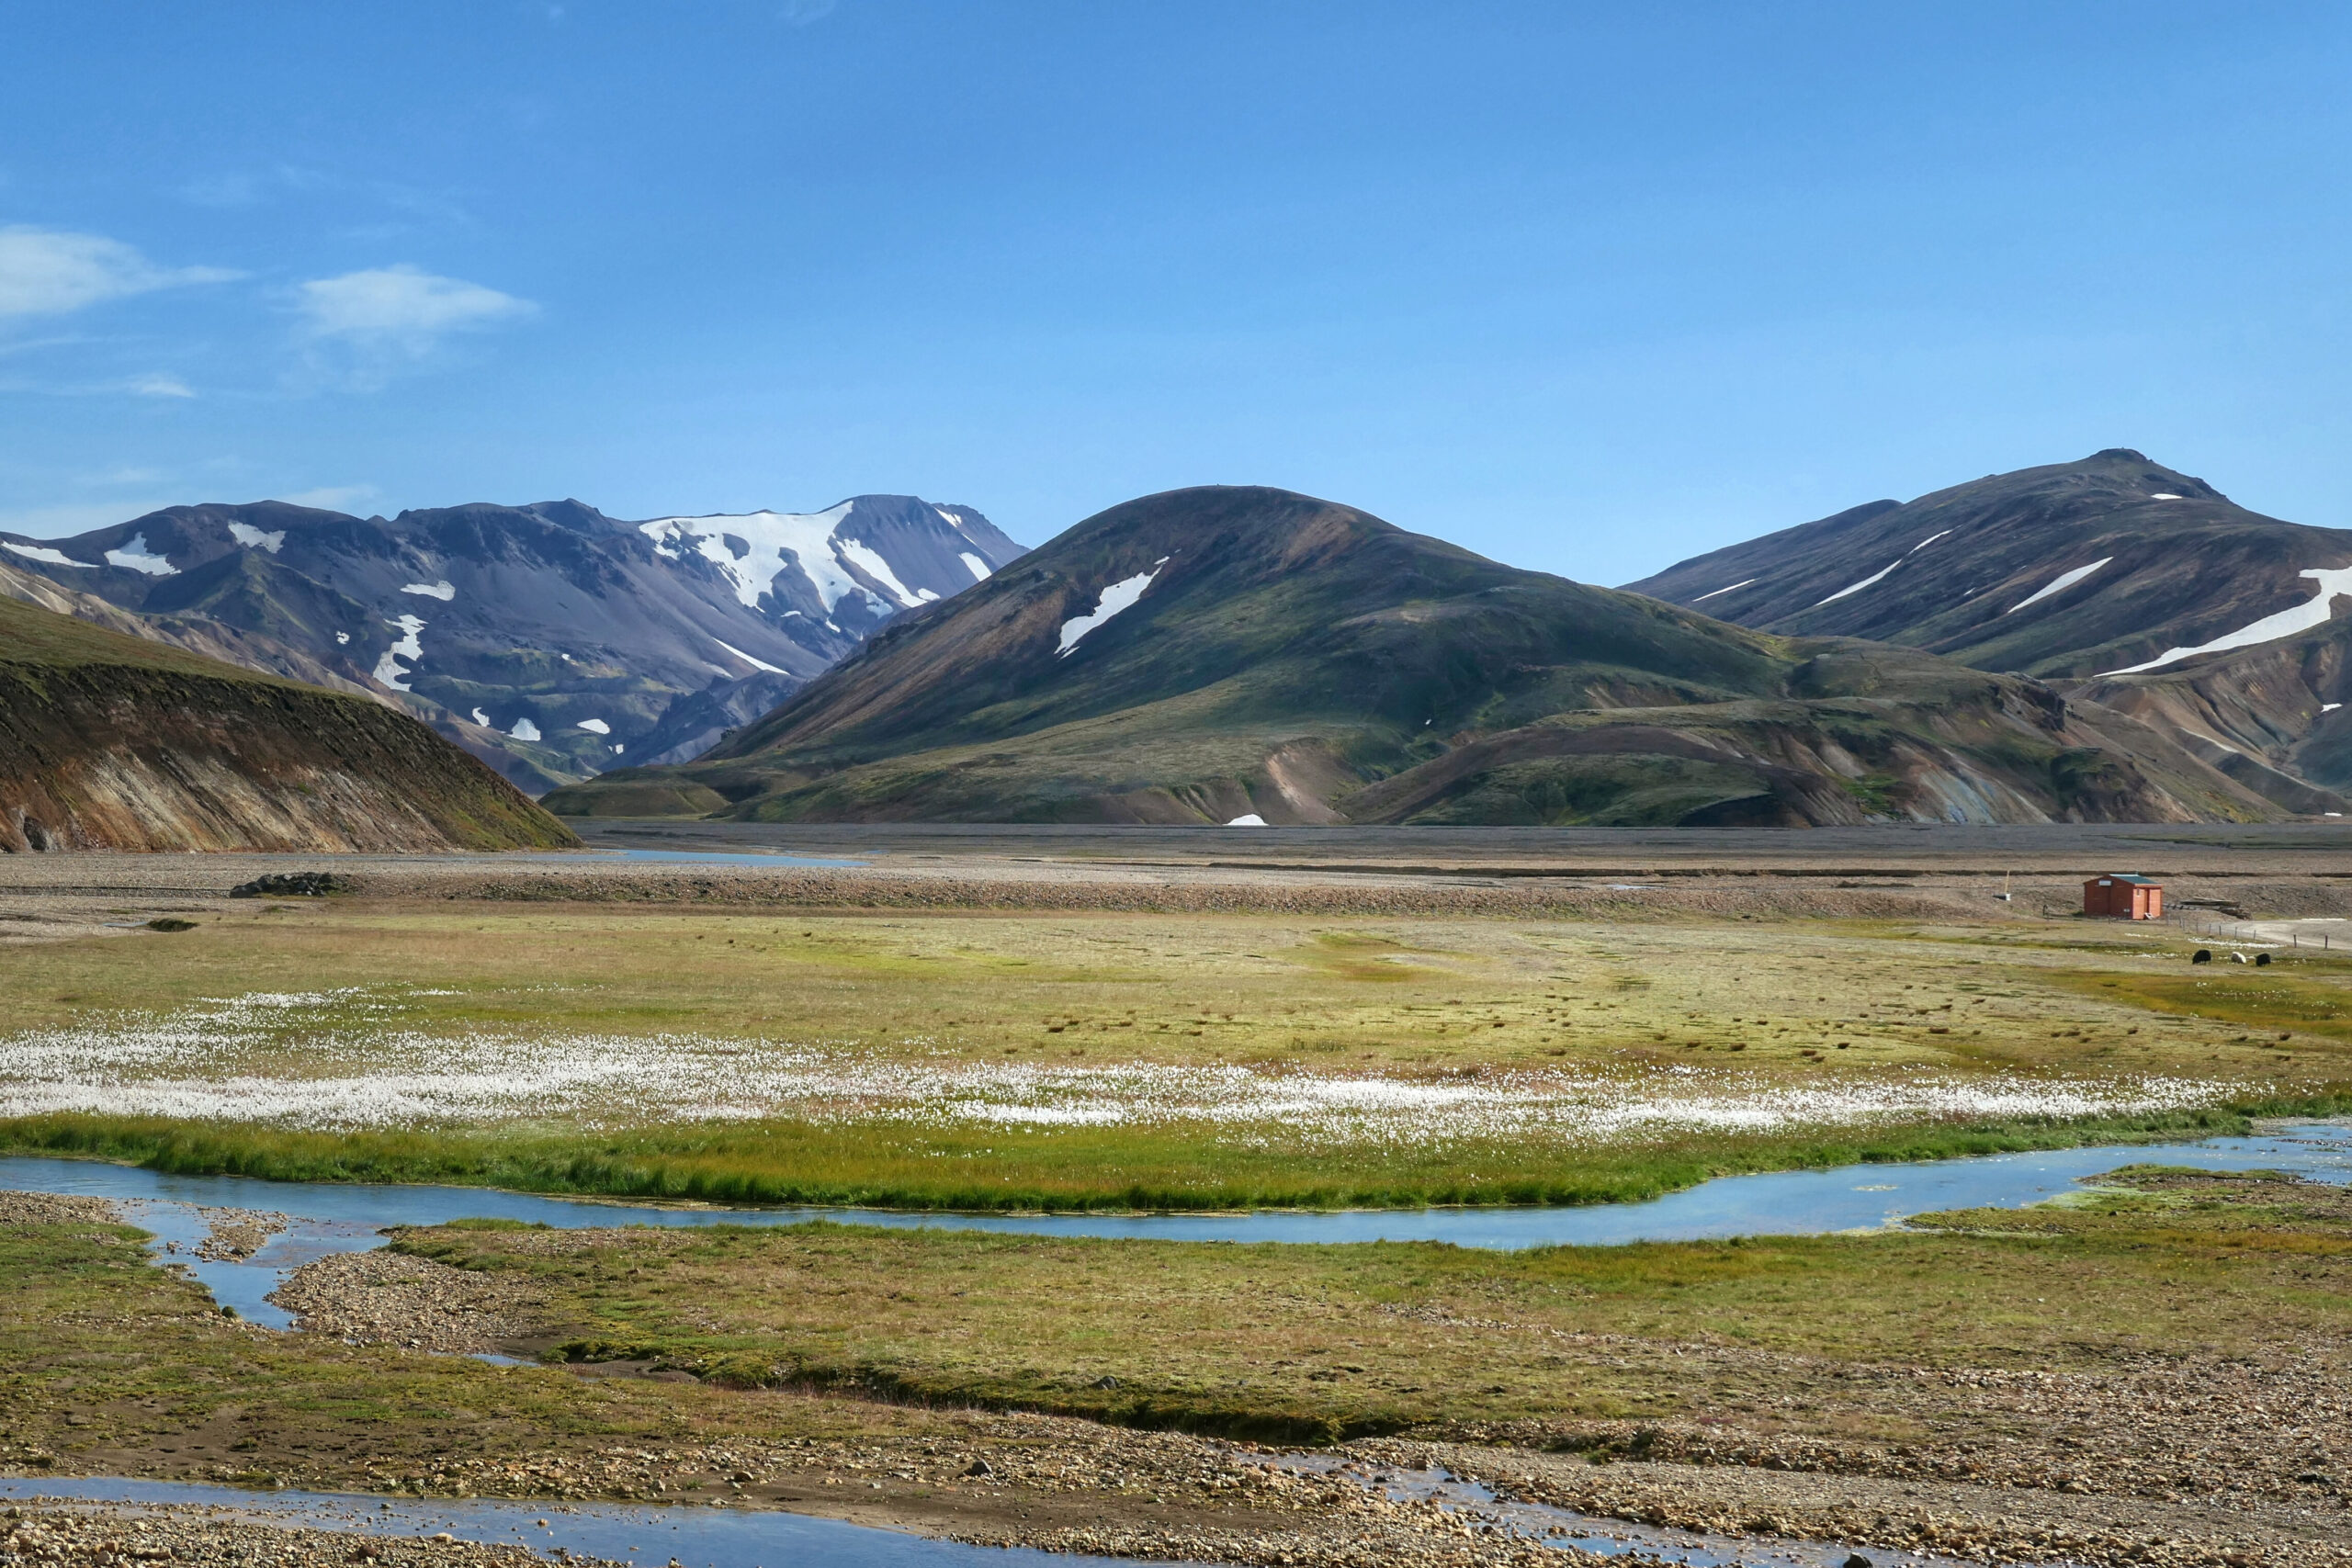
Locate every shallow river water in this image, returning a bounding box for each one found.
[9,1127,2346,1567]
[0,1470,1985,1568]
[4,1122,2347,1329]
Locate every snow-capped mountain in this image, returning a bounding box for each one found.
[0,494,1026,792]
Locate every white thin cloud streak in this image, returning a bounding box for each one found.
[295,265,534,348]
[0,227,240,319]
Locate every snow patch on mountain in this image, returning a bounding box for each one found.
[373,615,426,692]
[576,718,611,735]
[227,523,285,553]
[1812,531,1950,608]
[2102,566,2352,675]
[2009,557,2112,615]
[471,708,492,727]
[639,503,872,613]
[1815,559,1901,607]
[401,580,456,601]
[510,717,541,742]
[104,534,176,576]
[1058,560,1167,656]
[837,537,920,608]
[712,638,784,674]
[960,551,991,581]
[4,542,90,568]
[1691,578,1756,603]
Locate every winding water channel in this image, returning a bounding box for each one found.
[5,1122,2348,1328]
[7,1123,2347,1567]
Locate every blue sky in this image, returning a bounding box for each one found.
[2,2,2347,584]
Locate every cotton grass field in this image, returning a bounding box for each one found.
[4,900,2345,1207]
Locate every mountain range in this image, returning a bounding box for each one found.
[0,558,571,852]
[1623,449,2352,811]
[0,494,1025,794]
[12,450,2346,831]
[544,483,2309,827]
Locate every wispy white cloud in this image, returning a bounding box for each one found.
[0,227,239,319]
[291,265,532,388]
[128,373,195,398]
[296,265,533,346]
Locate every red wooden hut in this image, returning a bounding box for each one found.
[2083,874,2163,919]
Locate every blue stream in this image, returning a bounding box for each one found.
[10,1128,2345,1567]
[3,1122,2347,1330]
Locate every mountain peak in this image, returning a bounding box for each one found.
[545,481,2298,827]
[0,491,1028,795]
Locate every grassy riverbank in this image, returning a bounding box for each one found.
[0,1102,2306,1211]
[3,902,2348,1208]
[390,1165,2352,1448]
[6,1169,2351,1565]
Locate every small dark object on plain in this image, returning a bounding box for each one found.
[229,872,350,898]
[146,918,198,932]
[2192,949,2212,964]
[2256,952,2273,966]
[962,1459,994,1477]
[1843,1556,1875,1568]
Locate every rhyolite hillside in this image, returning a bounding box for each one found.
[547,485,2307,826]
[0,578,576,853]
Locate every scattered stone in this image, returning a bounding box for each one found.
[144,917,198,931]
[272,1247,539,1354]
[0,1190,119,1226]
[194,1205,288,1262]
[0,1504,617,1565]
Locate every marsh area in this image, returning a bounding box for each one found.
[4,826,2350,1566]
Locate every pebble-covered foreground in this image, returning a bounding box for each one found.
[0,1503,622,1567]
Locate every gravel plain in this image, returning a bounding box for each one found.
[0,1504,615,1567]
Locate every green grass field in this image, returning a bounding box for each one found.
[4,900,2347,1207]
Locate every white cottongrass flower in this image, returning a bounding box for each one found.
[0,988,2232,1146]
